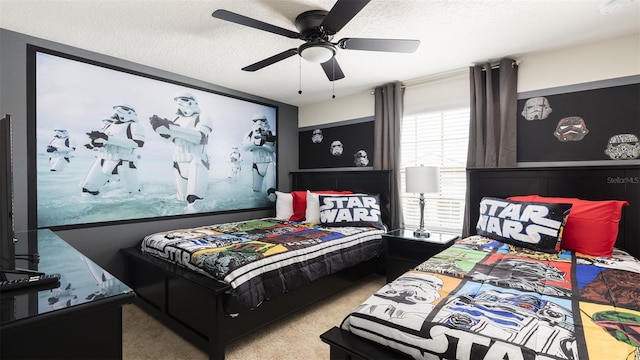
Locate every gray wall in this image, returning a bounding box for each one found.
[0,29,299,279]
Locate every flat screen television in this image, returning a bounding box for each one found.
[0,114,16,275]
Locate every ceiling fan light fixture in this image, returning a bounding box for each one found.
[299,42,336,63]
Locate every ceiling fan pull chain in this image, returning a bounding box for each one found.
[298,56,302,95]
[332,60,336,99]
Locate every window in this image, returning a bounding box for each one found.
[401,108,470,233]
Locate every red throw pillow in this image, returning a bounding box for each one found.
[507,195,629,257]
[289,190,352,222]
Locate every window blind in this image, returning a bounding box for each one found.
[401,108,470,233]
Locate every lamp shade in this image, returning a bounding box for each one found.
[406,166,439,194]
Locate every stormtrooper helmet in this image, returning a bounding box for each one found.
[330,140,343,156]
[53,127,68,138]
[522,97,552,121]
[230,150,241,163]
[354,150,369,166]
[111,104,138,123]
[311,129,323,144]
[377,275,443,305]
[174,92,201,117]
[251,114,270,135]
[604,133,640,160]
[554,116,589,142]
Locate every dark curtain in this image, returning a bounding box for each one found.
[462,58,518,236]
[374,81,403,230]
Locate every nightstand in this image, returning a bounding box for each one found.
[384,228,459,282]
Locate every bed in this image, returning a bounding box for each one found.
[121,170,393,360]
[321,165,640,360]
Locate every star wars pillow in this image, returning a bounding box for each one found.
[507,195,629,257]
[476,197,572,253]
[290,190,352,222]
[318,194,385,230]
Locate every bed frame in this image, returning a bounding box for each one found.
[320,164,640,359]
[121,170,392,360]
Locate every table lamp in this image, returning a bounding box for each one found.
[405,165,439,238]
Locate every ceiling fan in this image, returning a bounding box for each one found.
[212,0,420,82]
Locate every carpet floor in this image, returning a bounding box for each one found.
[122,273,385,359]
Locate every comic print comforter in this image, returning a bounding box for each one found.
[140,218,384,313]
[341,235,640,360]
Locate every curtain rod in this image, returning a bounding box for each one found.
[369,60,520,94]
[478,59,521,70]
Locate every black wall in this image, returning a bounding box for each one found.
[0,29,299,279]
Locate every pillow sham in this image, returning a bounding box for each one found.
[291,190,352,222]
[289,191,308,221]
[274,191,294,220]
[507,195,629,257]
[317,194,385,230]
[476,197,572,253]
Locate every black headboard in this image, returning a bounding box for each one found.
[467,165,640,259]
[290,170,393,228]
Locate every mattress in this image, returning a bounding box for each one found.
[140,218,384,313]
[340,235,640,359]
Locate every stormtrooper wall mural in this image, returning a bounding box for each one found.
[517,80,639,163]
[31,47,277,228]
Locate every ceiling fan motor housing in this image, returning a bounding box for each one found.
[295,10,333,41]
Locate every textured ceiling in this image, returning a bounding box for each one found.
[1,0,639,106]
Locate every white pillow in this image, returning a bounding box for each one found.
[275,191,293,220]
[304,191,322,224]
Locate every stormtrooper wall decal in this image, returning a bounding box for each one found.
[521,97,552,121]
[554,116,589,142]
[517,81,638,163]
[311,129,323,144]
[354,150,369,167]
[298,118,374,169]
[330,140,344,156]
[605,133,640,160]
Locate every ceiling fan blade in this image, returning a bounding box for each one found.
[338,38,420,53]
[242,48,298,72]
[320,58,345,81]
[321,0,370,34]
[212,9,300,39]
